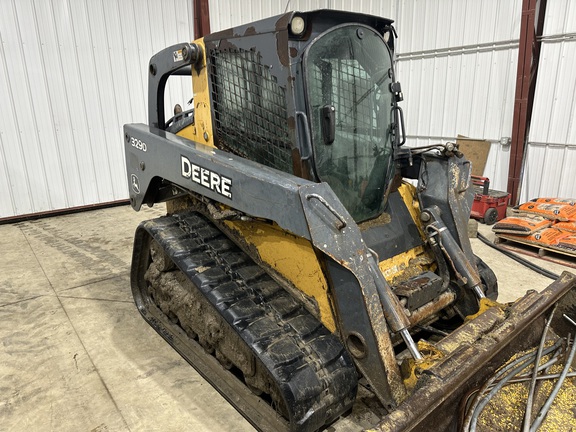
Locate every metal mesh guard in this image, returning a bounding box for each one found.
[210,48,293,173]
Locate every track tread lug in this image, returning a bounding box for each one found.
[290,365,322,401]
[266,338,304,369]
[252,280,282,300]
[225,298,265,327]
[133,210,358,432]
[235,265,267,282]
[268,294,301,319]
[244,316,283,345]
[208,237,236,253]
[209,281,246,306]
[180,253,215,273]
[306,334,346,366]
[286,314,322,340]
[194,266,230,289]
[219,251,250,269]
[194,224,223,240]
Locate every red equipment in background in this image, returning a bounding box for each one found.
[470,175,510,225]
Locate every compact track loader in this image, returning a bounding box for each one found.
[124,10,576,431]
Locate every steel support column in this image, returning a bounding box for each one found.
[507,0,547,205]
[194,0,211,40]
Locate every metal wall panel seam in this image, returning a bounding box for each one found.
[137,0,156,116]
[107,0,136,199]
[498,47,516,140]
[176,0,190,106]
[439,2,455,137]
[28,1,68,209]
[555,41,576,144]
[0,126,16,216]
[0,1,29,215]
[48,0,90,205]
[107,0,137,196]
[566,50,576,144]
[181,0,195,105]
[82,0,114,202]
[145,1,158,61]
[558,147,569,193]
[98,2,123,199]
[539,144,552,199]
[79,0,116,201]
[66,0,107,203]
[521,146,546,200]
[159,0,176,120]
[481,48,495,137]
[427,56,438,136]
[130,0,147,117]
[469,50,480,134]
[453,49,464,142]
[0,16,18,216]
[482,0,503,139]
[24,0,67,211]
[98,0,126,200]
[541,0,573,36]
[46,0,83,203]
[30,0,75,210]
[533,146,567,200]
[439,55,451,137]
[544,40,565,145]
[114,0,136,129]
[416,56,426,136]
[175,1,192,118]
[560,0,572,37]
[161,0,176,117]
[164,0,193,126]
[6,0,42,214]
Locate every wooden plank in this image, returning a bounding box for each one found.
[495,235,576,269]
[457,135,492,176]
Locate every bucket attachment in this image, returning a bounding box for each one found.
[373,271,576,432]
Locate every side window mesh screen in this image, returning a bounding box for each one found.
[209,48,293,174]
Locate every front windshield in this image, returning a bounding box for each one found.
[305,25,394,222]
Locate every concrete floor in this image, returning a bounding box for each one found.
[0,205,572,431]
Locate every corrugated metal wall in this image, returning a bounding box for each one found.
[521,0,576,202]
[208,0,395,30]
[2,1,575,218]
[209,0,522,192]
[0,0,195,219]
[394,0,523,191]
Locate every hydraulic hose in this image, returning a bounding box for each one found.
[529,336,576,431]
[522,304,558,432]
[462,339,564,432]
[476,232,560,280]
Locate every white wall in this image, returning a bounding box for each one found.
[521,0,576,202]
[1,0,574,219]
[208,0,395,30]
[394,0,523,192]
[0,0,195,218]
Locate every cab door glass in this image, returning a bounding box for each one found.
[305,26,394,222]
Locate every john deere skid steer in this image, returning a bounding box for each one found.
[124,10,576,431]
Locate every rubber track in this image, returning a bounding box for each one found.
[133,211,358,432]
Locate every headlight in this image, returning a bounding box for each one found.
[290,16,306,36]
